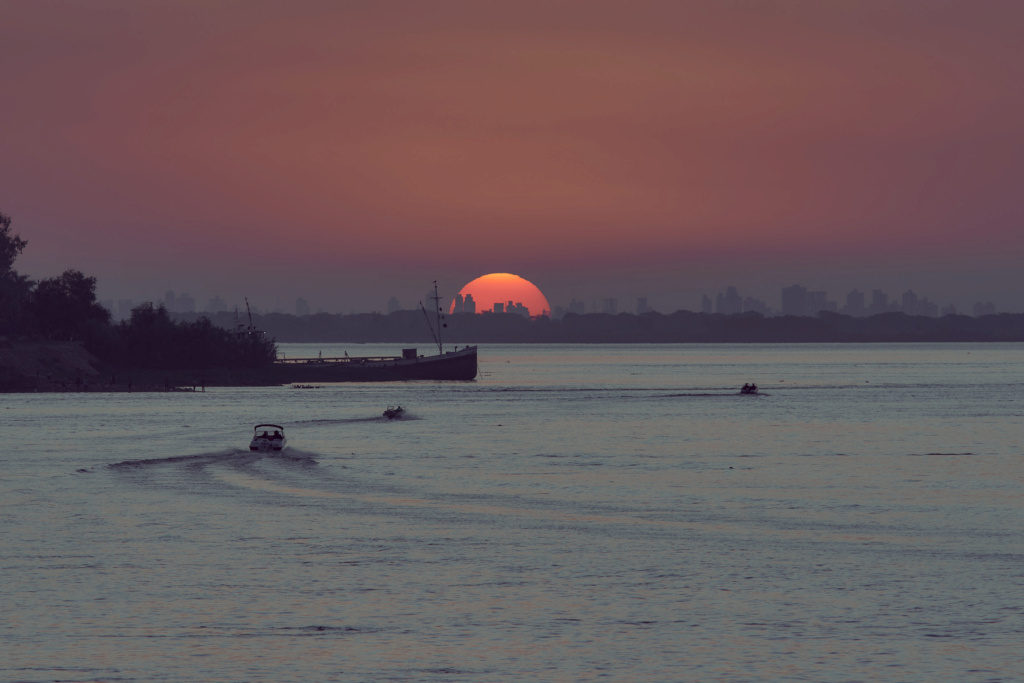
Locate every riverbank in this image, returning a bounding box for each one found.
[0,340,281,393]
[0,340,100,392]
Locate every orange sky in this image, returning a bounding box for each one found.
[2,1,1022,313]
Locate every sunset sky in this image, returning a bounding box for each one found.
[2,1,1022,314]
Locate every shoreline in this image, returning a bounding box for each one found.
[0,340,283,393]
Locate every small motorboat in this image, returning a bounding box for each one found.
[249,424,288,451]
[383,405,405,420]
[740,384,759,395]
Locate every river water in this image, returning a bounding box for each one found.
[2,343,1023,682]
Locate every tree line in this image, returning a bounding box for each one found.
[175,306,1024,344]
[0,212,276,370]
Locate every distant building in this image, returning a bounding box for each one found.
[451,294,464,314]
[177,293,196,313]
[868,290,889,316]
[806,290,828,315]
[781,285,807,317]
[844,289,866,317]
[206,295,227,313]
[901,290,938,317]
[973,301,996,317]
[464,294,476,314]
[602,298,618,315]
[901,290,918,315]
[508,301,530,317]
[567,298,584,315]
[701,295,713,314]
[493,302,505,314]
[743,296,770,316]
[297,297,311,316]
[636,297,651,314]
[716,286,742,315]
[941,304,957,317]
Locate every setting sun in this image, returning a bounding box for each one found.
[451,273,551,317]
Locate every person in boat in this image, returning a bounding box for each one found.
[261,430,269,439]
[742,383,751,393]
[272,430,282,440]
[751,383,757,392]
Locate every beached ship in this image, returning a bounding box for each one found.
[275,345,477,382]
[272,283,478,382]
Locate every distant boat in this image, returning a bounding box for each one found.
[234,297,266,340]
[272,282,478,382]
[250,424,287,451]
[383,405,405,419]
[739,384,759,395]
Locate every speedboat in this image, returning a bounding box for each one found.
[739,384,759,395]
[383,405,405,420]
[249,424,287,451]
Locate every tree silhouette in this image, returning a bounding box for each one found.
[116,303,277,370]
[32,269,111,340]
[0,212,27,275]
[0,212,33,335]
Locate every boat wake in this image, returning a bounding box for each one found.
[107,448,317,469]
[294,415,422,425]
[381,412,420,422]
[664,392,761,398]
[295,417,385,425]
[103,446,346,504]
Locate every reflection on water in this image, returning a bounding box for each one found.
[2,343,1023,682]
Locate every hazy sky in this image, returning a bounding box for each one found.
[2,0,1022,314]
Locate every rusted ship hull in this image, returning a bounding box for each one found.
[273,345,477,382]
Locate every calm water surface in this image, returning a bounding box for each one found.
[2,344,1023,682]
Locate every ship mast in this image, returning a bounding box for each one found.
[245,297,254,333]
[431,281,445,354]
[420,281,446,355]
